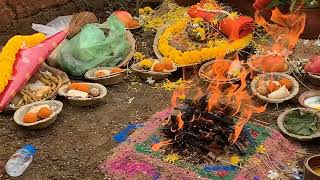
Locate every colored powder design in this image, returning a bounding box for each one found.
[101,109,303,180]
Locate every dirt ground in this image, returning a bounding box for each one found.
[1,1,320,179]
[0,81,171,179]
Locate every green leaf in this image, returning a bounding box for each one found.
[283,109,318,136]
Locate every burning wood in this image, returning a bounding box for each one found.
[153,53,266,163]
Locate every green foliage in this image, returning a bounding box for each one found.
[284,109,318,136]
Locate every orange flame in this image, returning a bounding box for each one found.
[231,104,266,143]
[205,54,266,143]
[171,111,184,132]
[151,139,172,151]
[171,85,188,107]
[255,8,306,53]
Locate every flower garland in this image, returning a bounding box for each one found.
[0,33,46,93]
[158,20,253,66]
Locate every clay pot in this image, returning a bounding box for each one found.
[304,154,320,180]
[174,0,200,6]
[301,8,320,39]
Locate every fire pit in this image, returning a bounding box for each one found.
[151,63,266,165]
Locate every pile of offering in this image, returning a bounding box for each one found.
[8,67,63,109]
[155,0,254,66]
[136,58,175,73]
[23,105,53,123]
[94,68,125,78]
[113,11,140,29]
[283,109,319,136]
[186,18,214,42]
[66,83,100,99]
[200,59,243,82]
[255,77,293,99]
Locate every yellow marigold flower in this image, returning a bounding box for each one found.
[144,7,154,13]
[138,59,153,69]
[192,17,203,24]
[164,154,180,163]
[228,12,239,20]
[230,155,240,165]
[256,145,267,154]
[157,20,252,66]
[0,33,46,93]
[139,8,145,15]
[134,52,145,61]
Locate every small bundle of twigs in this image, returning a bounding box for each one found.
[67,11,98,39]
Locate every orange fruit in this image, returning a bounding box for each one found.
[69,83,90,93]
[95,71,106,78]
[153,63,165,72]
[279,78,293,90]
[23,112,38,123]
[111,68,123,73]
[267,81,280,93]
[163,61,173,70]
[37,107,53,119]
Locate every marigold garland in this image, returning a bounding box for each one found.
[0,33,46,93]
[158,20,253,66]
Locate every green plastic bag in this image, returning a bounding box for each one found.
[57,15,130,76]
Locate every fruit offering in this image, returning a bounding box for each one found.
[94,68,125,78]
[256,78,293,99]
[66,83,100,99]
[23,105,53,123]
[137,58,175,73]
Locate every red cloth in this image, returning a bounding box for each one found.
[0,30,67,111]
[219,16,254,41]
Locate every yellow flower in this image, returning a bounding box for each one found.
[228,12,239,20]
[142,2,188,30]
[0,33,46,93]
[192,17,203,24]
[134,52,145,61]
[230,155,240,165]
[256,145,267,154]
[157,19,252,66]
[138,59,153,69]
[144,7,154,13]
[139,8,145,15]
[164,154,180,163]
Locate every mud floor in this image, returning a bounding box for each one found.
[0,81,171,179]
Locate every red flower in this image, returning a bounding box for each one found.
[253,0,272,10]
